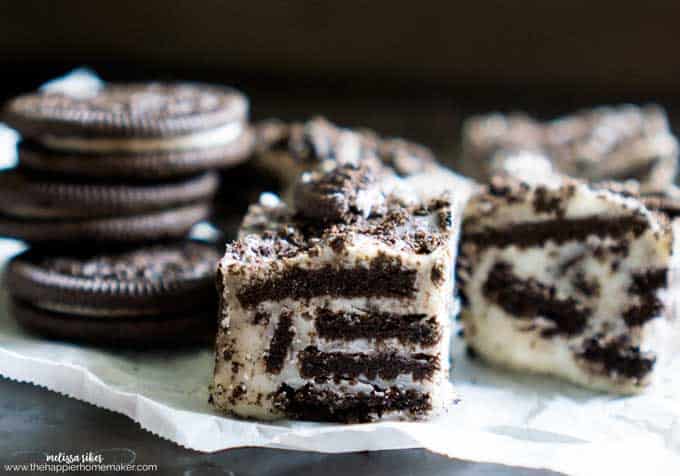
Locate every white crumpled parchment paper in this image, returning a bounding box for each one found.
[1,71,680,476]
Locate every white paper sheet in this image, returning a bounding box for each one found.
[1,70,680,476]
[0,237,678,476]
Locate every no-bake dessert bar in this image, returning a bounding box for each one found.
[211,156,463,421]
[254,116,442,192]
[458,174,673,393]
[462,105,678,192]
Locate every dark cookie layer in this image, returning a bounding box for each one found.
[0,203,210,245]
[264,312,295,374]
[314,308,441,346]
[621,268,668,327]
[18,128,254,180]
[577,335,656,381]
[272,383,431,423]
[0,169,218,219]
[464,215,649,249]
[642,192,680,219]
[3,82,247,138]
[482,262,589,336]
[10,299,215,346]
[298,346,438,382]
[6,241,220,316]
[236,257,417,308]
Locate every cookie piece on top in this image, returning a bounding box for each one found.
[462,105,678,192]
[3,82,253,179]
[458,174,673,393]
[211,158,462,422]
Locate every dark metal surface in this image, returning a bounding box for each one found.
[0,377,558,475]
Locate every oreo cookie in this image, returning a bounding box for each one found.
[0,169,218,219]
[0,203,211,245]
[0,167,216,245]
[6,241,220,345]
[4,82,247,139]
[17,128,255,180]
[10,301,215,346]
[3,82,253,179]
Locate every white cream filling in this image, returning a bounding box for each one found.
[39,121,244,153]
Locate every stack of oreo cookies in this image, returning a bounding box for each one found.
[1,81,254,345]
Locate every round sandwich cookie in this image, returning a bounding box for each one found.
[17,127,255,180]
[0,168,219,219]
[6,241,220,345]
[4,82,253,178]
[0,203,211,245]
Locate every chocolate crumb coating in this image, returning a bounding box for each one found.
[42,243,216,282]
[7,241,220,316]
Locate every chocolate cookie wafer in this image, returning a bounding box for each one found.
[4,82,253,179]
[0,204,211,245]
[0,168,217,244]
[0,168,218,218]
[6,241,220,345]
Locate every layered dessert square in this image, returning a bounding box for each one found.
[211,159,461,421]
[461,105,678,192]
[458,175,673,393]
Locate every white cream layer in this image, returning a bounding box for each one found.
[39,121,244,153]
